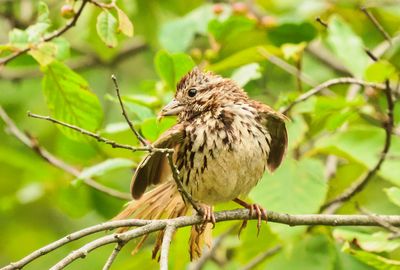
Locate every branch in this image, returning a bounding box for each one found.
[4,209,400,270]
[160,225,177,270]
[0,106,130,200]
[166,153,202,214]
[102,241,126,270]
[0,0,89,66]
[321,80,394,213]
[111,74,149,147]
[27,112,172,154]
[361,6,392,43]
[281,78,386,115]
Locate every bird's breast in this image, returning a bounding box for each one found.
[177,105,271,204]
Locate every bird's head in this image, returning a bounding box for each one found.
[158,68,248,121]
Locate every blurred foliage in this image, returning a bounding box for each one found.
[0,0,400,269]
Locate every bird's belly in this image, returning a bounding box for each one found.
[185,137,268,205]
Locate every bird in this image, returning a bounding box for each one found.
[115,67,288,260]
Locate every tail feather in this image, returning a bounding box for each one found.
[114,180,212,260]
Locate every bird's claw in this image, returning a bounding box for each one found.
[234,198,268,237]
[196,204,215,232]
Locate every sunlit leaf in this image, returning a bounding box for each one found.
[365,60,396,82]
[29,42,57,66]
[385,187,400,208]
[37,1,50,23]
[26,22,50,43]
[141,117,176,142]
[52,37,70,61]
[96,11,118,48]
[326,15,368,77]
[77,158,135,181]
[116,6,134,37]
[9,29,29,49]
[334,228,400,252]
[230,63,261,87]
[155,50,195,90]
[342,242,400,270]
[41,61,103,139]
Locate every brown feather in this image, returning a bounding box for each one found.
[131,125,184,199]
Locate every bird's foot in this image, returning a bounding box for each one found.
[196,203,216,232]
[234,198,268,237]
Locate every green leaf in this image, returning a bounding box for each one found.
[230,63,261,87]
[334,228,400,252]
[208,45,280,72]
[9,29,29,49]
[141,117,176,142]
[154,50,195,90]
[41,61,103,139]
[29,42,57,66]
[116,6,134,37]
[385,187,400,208]
[343,242,400,270]
[123,94,161,108]
[326,15,369,77]
[37,1,50,23]
[365,60,396,82]
[52,37,70,61]
[77,158,135,180]
[266,234,336,270]
[268,22,317,46]
[96,11,118,48]
[314,125,400,186]
[159,5,214,52]
[26,22,50,43]
[250,158,327,237]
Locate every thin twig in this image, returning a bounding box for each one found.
[321,80,394,213]
[357,205,400,238]
[0,106,131,200]
[166,153,202,214]
[27,112,172,154]
[5,209,400,270]
[315,17,328,28]
[102,241,126,270]
[361,6,392,43]
[111,74,149,147]
[258,48,317,87]
[240,245,282,270]
[281,78,386,115]
[0,0,89,66]
[160,225,177,270]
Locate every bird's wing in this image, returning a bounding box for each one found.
[256,103,288,172]
[131,124,185,199]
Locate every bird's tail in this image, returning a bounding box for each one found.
[114,180,211,260]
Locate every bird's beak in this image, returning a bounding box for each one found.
[157,99,184,121]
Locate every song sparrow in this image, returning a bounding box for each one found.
[116,68,288,259]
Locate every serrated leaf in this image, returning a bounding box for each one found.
[96,11,118,48]
[29,42,57,66]
[116,6,133,37]
[154,50,195,90]
[385,187,400,208]
[77,158,135,180]
[365,60,396,82]
[9,29,29,49]
[326,15,368,78]
[41,61,103,140]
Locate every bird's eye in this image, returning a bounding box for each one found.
[188,88,197,97]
